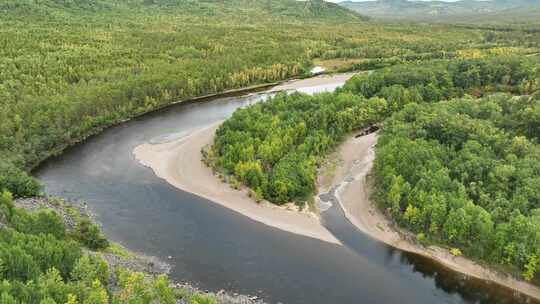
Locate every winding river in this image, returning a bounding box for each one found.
[35,78,538,304]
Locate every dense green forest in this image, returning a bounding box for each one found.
[374,93,540,281]
[0,191,211,304]
[208,91,386,204]
[210,57,538,204]
[1,0,537,197]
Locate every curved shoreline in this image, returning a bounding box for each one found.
[133,123,341,245]
[31,72,356,173]
[320,133,540,302]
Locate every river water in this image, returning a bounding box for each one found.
[35,80,538,304]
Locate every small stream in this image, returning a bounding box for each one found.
[35,77,539,304]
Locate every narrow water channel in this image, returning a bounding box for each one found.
[34,79,538,304]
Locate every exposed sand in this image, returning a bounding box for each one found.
[133,123,341,245]
[269,73,357,92]
[320,133,540,301]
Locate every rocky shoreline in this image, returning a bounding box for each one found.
[14,196,269,304]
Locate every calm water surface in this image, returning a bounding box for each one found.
[35,82,538,304]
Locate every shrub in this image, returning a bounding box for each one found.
[75,219,109,250]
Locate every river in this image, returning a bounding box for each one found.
[34,77,538,304]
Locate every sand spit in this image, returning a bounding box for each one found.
[269,73,358,92]
[133,123,341,245]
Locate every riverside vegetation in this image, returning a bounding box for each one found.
[0,191,196,304]
[209,56,540,282]
[3,0,540,302]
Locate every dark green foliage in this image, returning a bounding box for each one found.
[0,229,81,282]
[75,219,109,250]
[11,209,66,240]
[0,161,41,198]
[340,57,535,102]
[213,57,537,206]
[213,57,539,281]
[375,94,540,280]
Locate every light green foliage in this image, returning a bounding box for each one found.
[71,256,109,287]
[524,255,539,281]
[0,191,15,221]
[190,294,217,304]
[112,271,176,304]
[451,248,463,257]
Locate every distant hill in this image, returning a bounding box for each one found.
[1,0,366,22]
[339,0,540,22]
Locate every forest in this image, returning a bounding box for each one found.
[375,93,540,282]
[1,0,538,197]
[210,56,540,281]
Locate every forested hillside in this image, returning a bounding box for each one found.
[0,0,365,21]
[3,0,528,197]
[340,0,540,22]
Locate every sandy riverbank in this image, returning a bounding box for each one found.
[269,72,358,92]
[133,123,340,245]
[132,73,361,245]
[319,133,540,301]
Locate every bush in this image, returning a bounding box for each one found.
[75,219,109,250]
[0,161,41,197]
[190,294,217,304]
[12,209,66,240]
[0,190,15,221]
